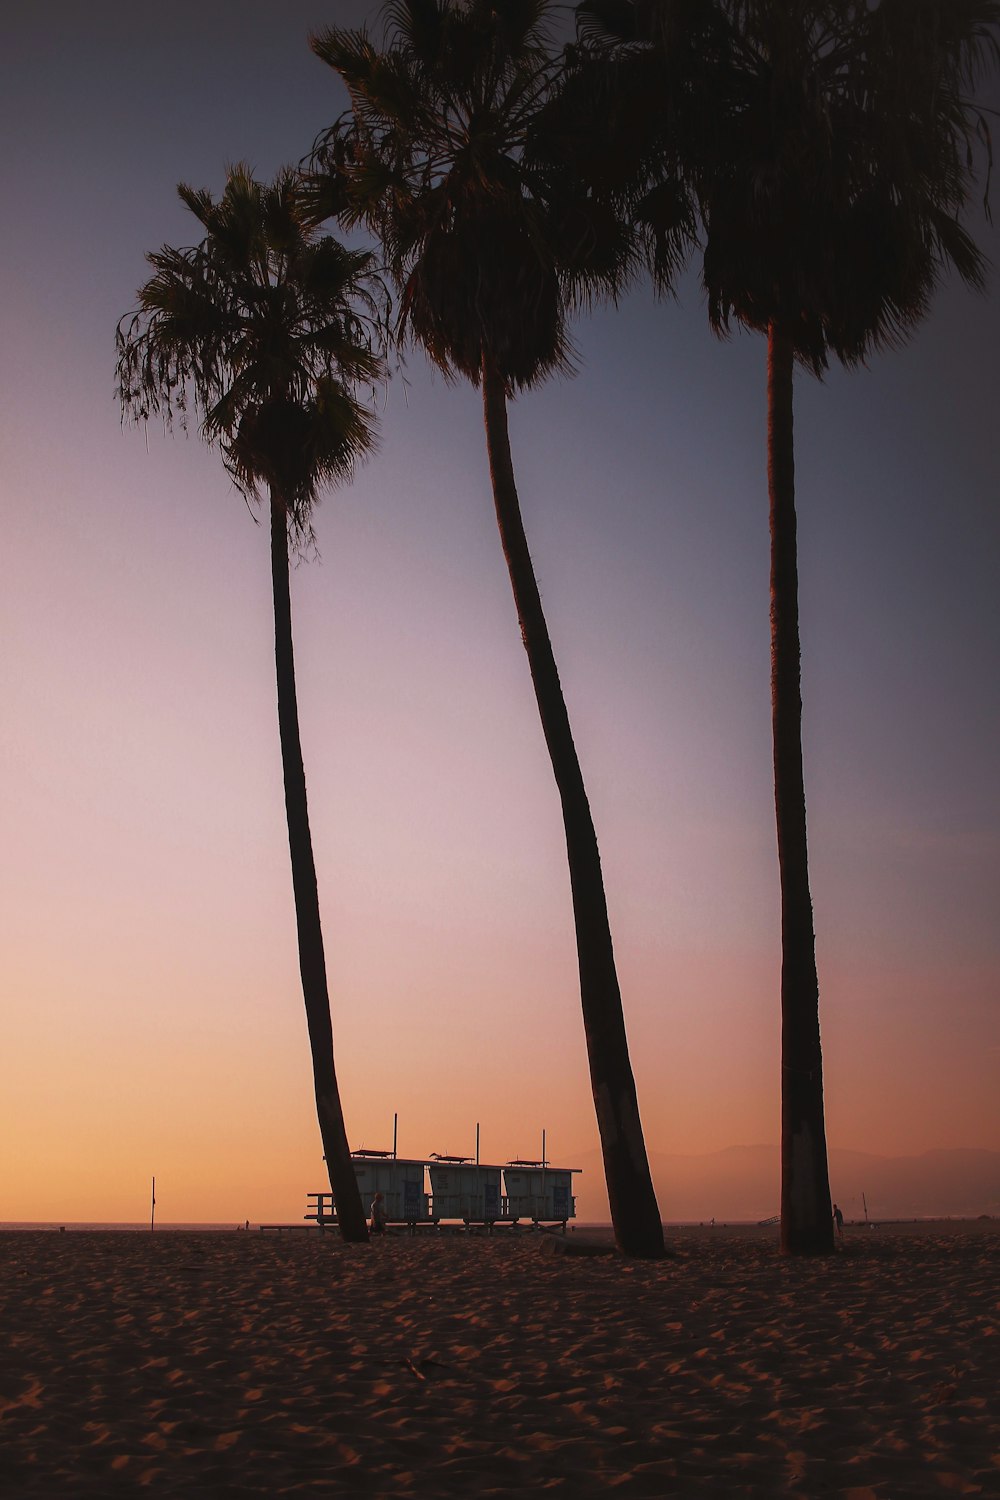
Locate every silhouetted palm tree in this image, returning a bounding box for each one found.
[117,166,385,1244]
[576,0,999,1253]
[311,0,682,1257]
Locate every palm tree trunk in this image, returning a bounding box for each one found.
[481,356,664,1259]
[269,491,368,1244]
[767,324,834,1257]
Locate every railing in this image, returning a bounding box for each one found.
[305,1191,577,1226]
[304,1192,335,1225]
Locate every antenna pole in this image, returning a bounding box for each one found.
[476,1122,480,1165]
[542,1129,546,1168]
[150,1176,156,1232]
[393,1112,398,1159]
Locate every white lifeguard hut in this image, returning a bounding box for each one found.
[350,1149,432,1225]
[304,1118,579,1234]
[427,1155,504,1224]
[503,1160,579,1226]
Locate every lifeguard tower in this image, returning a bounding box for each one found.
[503,1160,579,1228]
[350,1148,433,1226]
[302,1118,578,1235]
[427,1154,505,1226]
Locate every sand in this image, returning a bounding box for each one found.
[1,1220,997,1497]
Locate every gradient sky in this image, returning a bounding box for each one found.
[2,2,998,1225]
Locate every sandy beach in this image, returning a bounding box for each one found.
[1,1220,996,1497]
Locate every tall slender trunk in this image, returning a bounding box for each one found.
[270,491,368,1244]
[767,324,834,1257]
[481,356,664,1259]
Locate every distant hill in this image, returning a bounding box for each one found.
[569,1145,1000,1224]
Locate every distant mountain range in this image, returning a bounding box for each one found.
[569,1145,1000,1224]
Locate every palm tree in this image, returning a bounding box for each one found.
[310,0,685,1258]
[116,165,386,1244]
[576,0,999,1253]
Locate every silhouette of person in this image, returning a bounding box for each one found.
[370,1191,387,1235]
[832,1203,844,1238]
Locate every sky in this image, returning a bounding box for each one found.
[1,2,997,1226]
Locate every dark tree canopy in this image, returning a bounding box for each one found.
[309,0,662,394]
[117,164,385,529]
[575,0,1000,371]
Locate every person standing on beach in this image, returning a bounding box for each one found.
[833,1204,844,1239]
[370,1192,387,1236]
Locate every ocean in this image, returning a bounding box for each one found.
[0,1222,247,1232]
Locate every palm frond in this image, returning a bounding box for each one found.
[381,0,447,58]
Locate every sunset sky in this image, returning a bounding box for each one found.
[2,2,998,1226]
